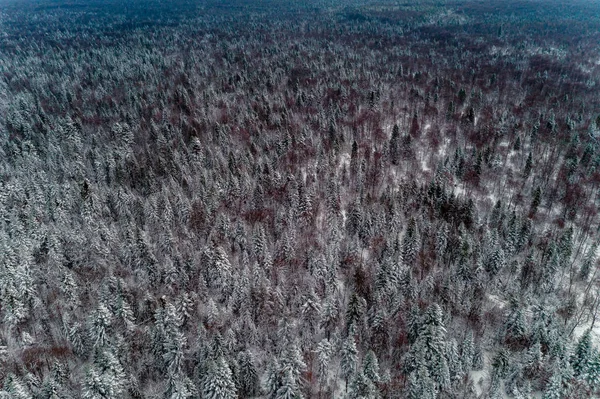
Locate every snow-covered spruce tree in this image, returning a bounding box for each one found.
[83,350,127,399]
[89,303,112,350]
[406,366,436,399]
[571,329,593,377]
[236,350,259,397]
[348,370,378,399]
[274,369,303,399]
[279,341,307,394]
[363,349,380,384]
[584,351,600,393]
[406,304,450,391]
[0,375,33,399]
[201,357,237,399]
[315,338,333,389]
[542,371,563,399]
[340,334,359,392]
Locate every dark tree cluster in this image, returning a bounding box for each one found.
[1,0,600,398]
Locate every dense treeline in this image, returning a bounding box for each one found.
[1,0,600,398]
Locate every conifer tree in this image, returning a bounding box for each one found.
[341,335,359,392]
[389,124,400,166]
[348,371,378,399]
[236,351,259,397]
[460,331,475,372]
[571,330,593,377]
[275,369,303,399]
[402,218,419,267]
[542,372,563,399]
[202,357,237,399]
[315,338,333,387]
[363,349,380,384]
[406,366,436,399]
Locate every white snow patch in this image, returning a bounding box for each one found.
[487,294,507,310]
[339,152,351,172]
[420,156,430,173]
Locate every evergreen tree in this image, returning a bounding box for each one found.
[491,349,510,380]
[236,351,259,397]
[202,357,237,399]
[523,152,533,179]
[578,241,597,281]
[363,349,380,384]
[90,304,112,349]
[348,371,378,399]
[406,366,436,399]
[1,375,32,399]
[320,296,339,339]
[275,369,303,399]
[571,330,593,377]
[504,308,528,346]
[341,335,359,391]
[542,372,563,399]
[316,338,333,386]
[402,218,419,267]
[530,187,541,216]
[389,124,400,165]
[346,293,366,332]
[473,343,484,370]
[585,352,600,392]
[485,246,506,277]
[524,342,543,378]
[409,304,450,390]
[446,338,462,380]
[280,341,307,391]
[460,331,475,373]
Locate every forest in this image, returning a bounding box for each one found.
[1,0,600,398]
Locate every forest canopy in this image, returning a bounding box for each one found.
[1,0,600,398]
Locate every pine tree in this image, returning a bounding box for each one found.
[211,246,233,291]
[447,338,461,380]
[341,335,359,391]
[320,296,339,339]
[389,124,400,165]
[585,352,600,392]
[275,369,303,399]
[202,357,238,399]
[472,343,484,370]
[166,374,196,399]
[363,349,380,384]
[265,359,282,399]
[578,241,597,281]
[402,218,419,267]
[491,349,510,380]
[350,140,359,179]
[504,308,528,346]
[348,371,378,399]
[460,331,475,373]
[485,246,505,277]
[90,303,112,349]
[1,375,32,399]
[408,304,450,390]
[236,351,259,397]
[530,187,542,216]
[406,366,436,399]
[523,152,533,179]
[346,293,366,332]
[524,342,543,378]
[542,372,563,399]
[280,341,307,390]
[571,330,593,377]
[315,338,333,385]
